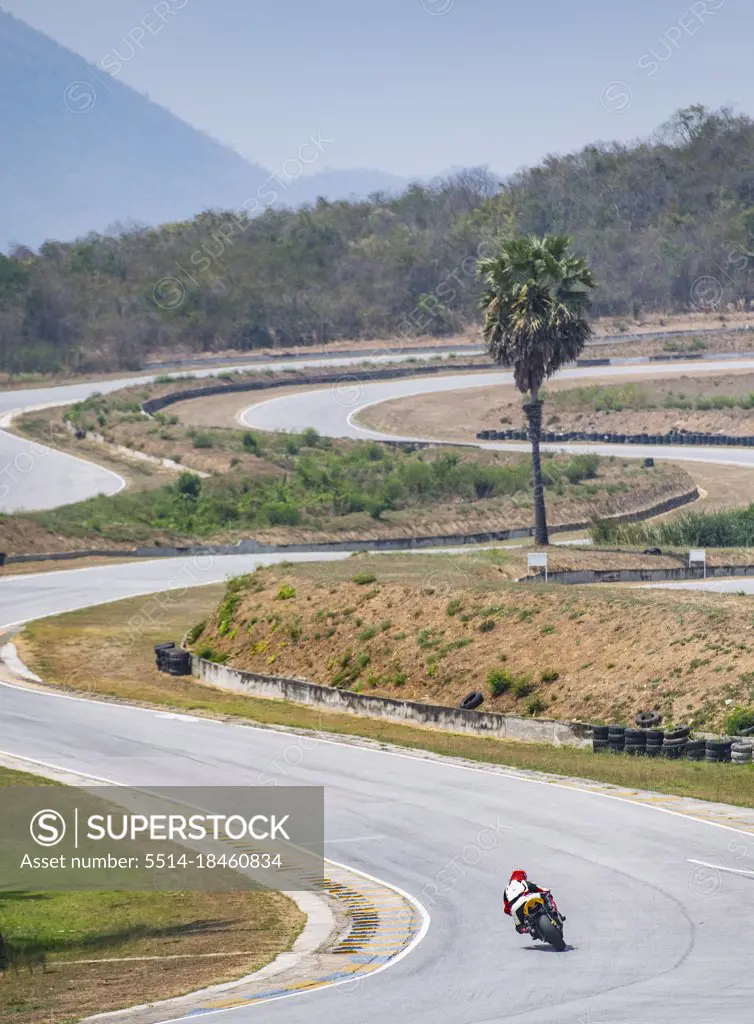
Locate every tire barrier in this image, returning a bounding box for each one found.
[459,691,484,711]
[591,724,752,764]
[592,724,609,753]
[645,730,665,758]
[732,741,753,765]
[685,738,706,762]
[476,428,754,448]
[705,739,732,763]
[608,725,625,754]
[662,726,690,760]
[156,643,191,676]
[623,728,647,756]
[154,642,175,670]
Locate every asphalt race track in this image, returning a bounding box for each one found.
[4,672,754,1024]
[0,350,451,512]
[3,357,754,1021]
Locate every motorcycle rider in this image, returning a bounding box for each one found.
[503,869,565,936]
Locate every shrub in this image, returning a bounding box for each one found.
[479,619,495,633]
[488,668,512,696]
[300,427,321,447]
[186,619,207,644]
[242,431,260,453]
[511,677,534,698]
[176,471,202,499]
[540,669,560,683]
[359,626,378,641]
[725,706,754,735]
[446,598,463,616]
[352,571,377,586]
[275,584,296,601]
[526,696,547,716]
[191,431,215,449]
[196,646,228,664]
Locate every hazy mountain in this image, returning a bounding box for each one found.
[285,168,410,205]
[0,12,411,249]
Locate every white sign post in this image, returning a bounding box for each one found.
[689,549,707,579]
[528,552,548,582]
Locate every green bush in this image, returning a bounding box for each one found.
[186,619,207,644]
[725,706,754,735]
[195,646,228,664]
[511,677,534,698]
[446,598,463,616]
[192,432,214,449]
[242,431,260,453]
[540,669,560,683]
[176,472,202,499]
[352,572,377,586]
[479,619,495,633]
[487,668,512,696]
[275,584,296,601]
[526,696,547,716]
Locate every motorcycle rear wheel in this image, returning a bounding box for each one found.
[536,915,566,952]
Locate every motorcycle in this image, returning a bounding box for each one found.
[521,893,566,951]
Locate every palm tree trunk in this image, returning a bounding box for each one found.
[524,390,549,545]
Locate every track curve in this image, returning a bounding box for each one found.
[2,357,754,1021]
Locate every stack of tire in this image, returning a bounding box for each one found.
[607,725,625,754]
[592,725,608,753]
[731,741,753,765]
[155,642,191,677]
[662,726,690,759]
[623,729,647,756]
[685,738,705,762]
[705,739,732,764]
[644,730,664,758]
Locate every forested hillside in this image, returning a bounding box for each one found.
[3,105,754,374]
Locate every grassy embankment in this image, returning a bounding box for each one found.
[0,763,304,1024]
[17,558,754,813]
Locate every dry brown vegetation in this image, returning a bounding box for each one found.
[187,556,754,733]
[18,577,754,810]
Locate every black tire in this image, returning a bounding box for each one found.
[706,739,733,752]
[536,915,566,952]
[460,691,484,711]
[664,727,690,742]
[155,642,176,654]
[591,725,609,740]
[624,729,647,743]
[635,711,661,728]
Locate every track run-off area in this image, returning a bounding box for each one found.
[3,351,754,1022]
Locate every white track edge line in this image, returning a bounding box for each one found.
[0,748,431,1023]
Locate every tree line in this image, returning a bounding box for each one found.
[2,105,754,374]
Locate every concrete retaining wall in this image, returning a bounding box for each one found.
[525,564,754,585]
[190,655,592,747]
[142,361,487,414]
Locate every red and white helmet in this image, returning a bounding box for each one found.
[509,869,528,883]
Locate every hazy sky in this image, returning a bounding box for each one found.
[5,0,751,176]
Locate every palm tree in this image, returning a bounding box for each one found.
[477,234,595,545]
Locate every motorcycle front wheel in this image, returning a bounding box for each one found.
[536,915,566,952]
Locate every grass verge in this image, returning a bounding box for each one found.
[0,766,304,1024]
[16,581,754,814]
